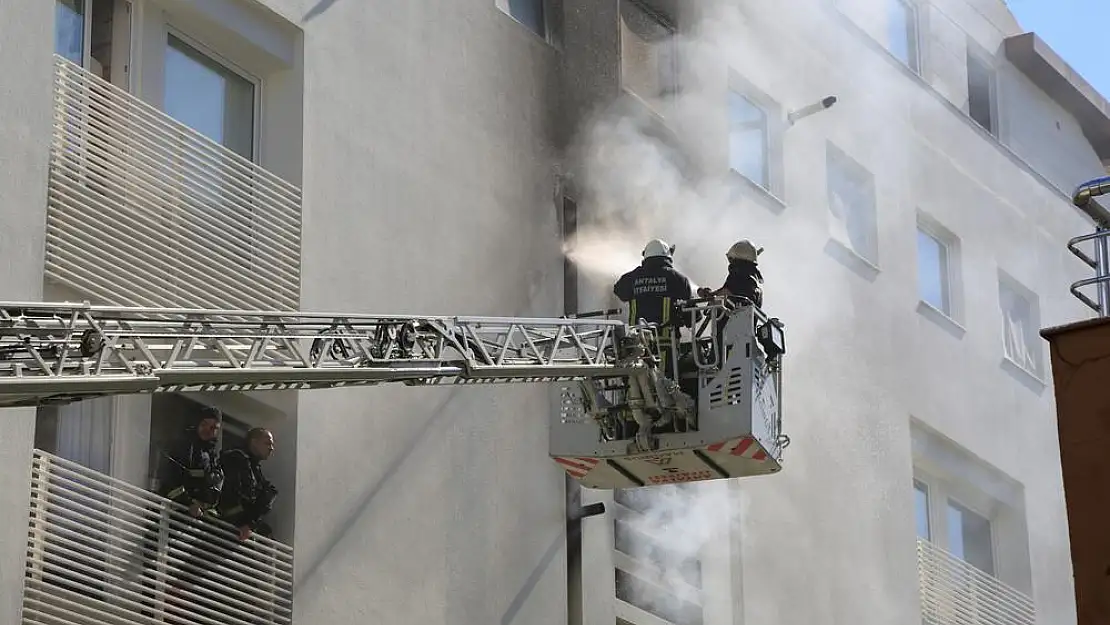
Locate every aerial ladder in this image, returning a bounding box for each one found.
[0,296,788,490]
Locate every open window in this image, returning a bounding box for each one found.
[562,196,579,316]
[619,0,678,116]
[54,0,133,88]
[966,43,998,137]
[997,271,1043,379]
[611,485,704,625]
[826,141,879,265]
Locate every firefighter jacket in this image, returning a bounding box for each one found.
[723,259,763,308]
[217,448,278,531]
[613,256,694,327]
[157,432,224,508]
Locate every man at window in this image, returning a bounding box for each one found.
[157,405,225,517]
[218,427,278,541]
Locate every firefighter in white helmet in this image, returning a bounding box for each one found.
[697,239,764,308]
[614,239,694,377]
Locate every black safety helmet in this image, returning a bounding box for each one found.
[195,405,222,425]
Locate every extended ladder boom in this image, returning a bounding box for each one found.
[0,301,649,408]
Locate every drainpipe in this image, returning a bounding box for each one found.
[566,476,606,625]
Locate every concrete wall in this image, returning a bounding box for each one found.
[277,0,569,623]
[1000,65,1107,194]
[0,0,53,621]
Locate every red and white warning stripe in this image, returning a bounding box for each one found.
[554,456,601,479]
[706,437,768,461]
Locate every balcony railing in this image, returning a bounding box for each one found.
[917,538,1036,625]
[47,55,302,311]
[21,449,293,625]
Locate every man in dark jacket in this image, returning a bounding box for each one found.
[218,427,278,541]
[139,405,224,609]
[614,239,695,378]
[157,405,224,518]
[698,239,764,308]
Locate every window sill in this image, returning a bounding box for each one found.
[916,300,965,339]
[1000,355,1047,393]
[729,170,787,212]
[824,236,880,282]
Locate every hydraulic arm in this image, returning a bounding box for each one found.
[0,299,789,490]
[0,301,646,408]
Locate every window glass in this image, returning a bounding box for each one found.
[508,0,545,36]
[999,279,1040,373]
[826,145,878,261]
[164,34,256,161]
[889,0,918,71]
[947,500,994,575]
[914,480,931,540]
[917,228,950,313]
[729,92,769,188]
[55,0,85,65]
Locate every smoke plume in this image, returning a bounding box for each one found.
[564,0,919,621]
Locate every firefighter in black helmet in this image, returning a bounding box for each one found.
[156,405,225,517]
[614,239,694,378]
[698,239,764,308]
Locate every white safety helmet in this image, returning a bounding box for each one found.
[726,239,763,263]
[642,239,675,259]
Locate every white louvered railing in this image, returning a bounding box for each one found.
[917,538,1036,625]
[21,449,293,625]
[47,54,302,311]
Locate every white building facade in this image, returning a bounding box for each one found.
[0,0,1105,623]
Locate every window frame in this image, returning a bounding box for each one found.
[727,91,770,190]
[913,478,932,541]
[916,227,950,313]
[914,212,962,322]
[163,24,264,164]
[913,470,998,576]
[825,141,880,265]
[728,71,785,200]
[997,271,1043,378]
[888,0,921,74]
[965,42,998,137]
[618,0,679,115]
[55,0,94,69]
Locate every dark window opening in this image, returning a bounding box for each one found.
[562,196,578,316]
[967,53,995,135]
[147,394,249,492]
[509,0,546,37]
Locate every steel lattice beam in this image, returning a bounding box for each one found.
[0,302,643,407]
